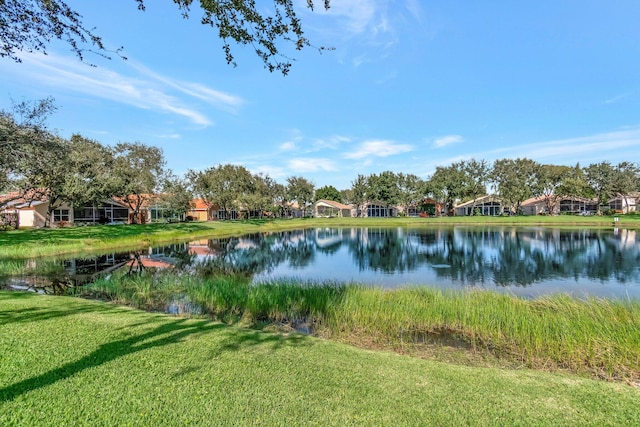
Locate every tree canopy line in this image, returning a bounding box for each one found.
[1,0,333,74]
[2,99,640,228]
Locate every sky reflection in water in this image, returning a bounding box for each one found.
[5,226,640,300]
[192,226,640,300]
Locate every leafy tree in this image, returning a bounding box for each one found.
[187,164,253,219]
[612,162,640,210]
[350,174,368,217]
[0,98,83,226]
[248,173,279,218]
[286,176,314,217]
[396,173,423,215]
[315,185,341,202]
[268,181,289,218]
[240,173,278,219]
[20,134,70,227]
[535,164,571,214]
[158,172,193,220]
[367,171,400,206]
[427,163,467,215]
[460,159,490,215]
[557,163,591,200]
[490,158,539,214]
[64,134,117,208]
[584,161,616,213]
[112,142,166,223]
[0,97,58,201]
[339,188,353,204]
[1,0,332,74]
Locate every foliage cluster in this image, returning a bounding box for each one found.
[1,0,332,74]
[0,98,174,226]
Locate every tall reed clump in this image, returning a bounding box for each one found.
[183,274,251,322]
[245,279,348,324]
[80,272,184,311]
[323,287,640,380]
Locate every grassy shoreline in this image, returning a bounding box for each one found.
[1,215,638,259]
[2,291,639,426]
[78,272,640,383]
[3,216,639,394]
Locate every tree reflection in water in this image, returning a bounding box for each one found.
[4,227,639,298]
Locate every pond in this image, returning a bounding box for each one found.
[2,226,639,299]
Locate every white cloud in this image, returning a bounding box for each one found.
[604,92,631,105]
[321,0,380,35]
[277,129,306,152]
[155,133,181,139]
[12,52,244,126]
[280,141,297,151]
[343,140,413,159]
[312,134,352,151]
[425,128,640,169]
[488,128,640,162]
[433,135,463,148]
[128,60,244,112]
[288,157,337,172]
[251,165,287,179]
[404,0,423,23]
[300,0,427,70]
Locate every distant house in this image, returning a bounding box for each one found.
[521,196,550,216]
[282,201,304,218]
[354,201,398,218]
[558,197,598,215]
[116,194,158,224]
[187,199,213,221]
[314,199,353,218]
[1,197,73,228]
[0,192,23,228]
[0,191,167,227]
[418,198,445,217]
[185,199,236,221]
[521,195,601,216]
[73,200,130,224]
[608,193,638,214]
[397,199,445,217]
[454,195,503,216]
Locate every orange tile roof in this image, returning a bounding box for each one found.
[191,198,210,210]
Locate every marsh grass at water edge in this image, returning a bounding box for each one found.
[77,271,640,382]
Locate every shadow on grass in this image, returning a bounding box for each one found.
[0,292,116,326]
[0,294,310,403]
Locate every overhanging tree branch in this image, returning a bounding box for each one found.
[1,0,332,74]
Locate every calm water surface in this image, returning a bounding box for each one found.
[4,226,640,299]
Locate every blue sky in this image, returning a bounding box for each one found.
[1,0,639,190]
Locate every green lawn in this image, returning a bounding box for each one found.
[1,215,638,259]
[1,292,639,426]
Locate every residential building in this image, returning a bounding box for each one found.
[314,199,353,218]
[454,195,503,216]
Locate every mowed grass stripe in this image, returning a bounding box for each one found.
[1,292,639,426]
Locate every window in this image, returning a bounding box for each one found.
[53,209,70,222]
[218,209,238,220]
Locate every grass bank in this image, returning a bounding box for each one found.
[78,273,640,383]
[1,214,638,259]
[1,292,639,426]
